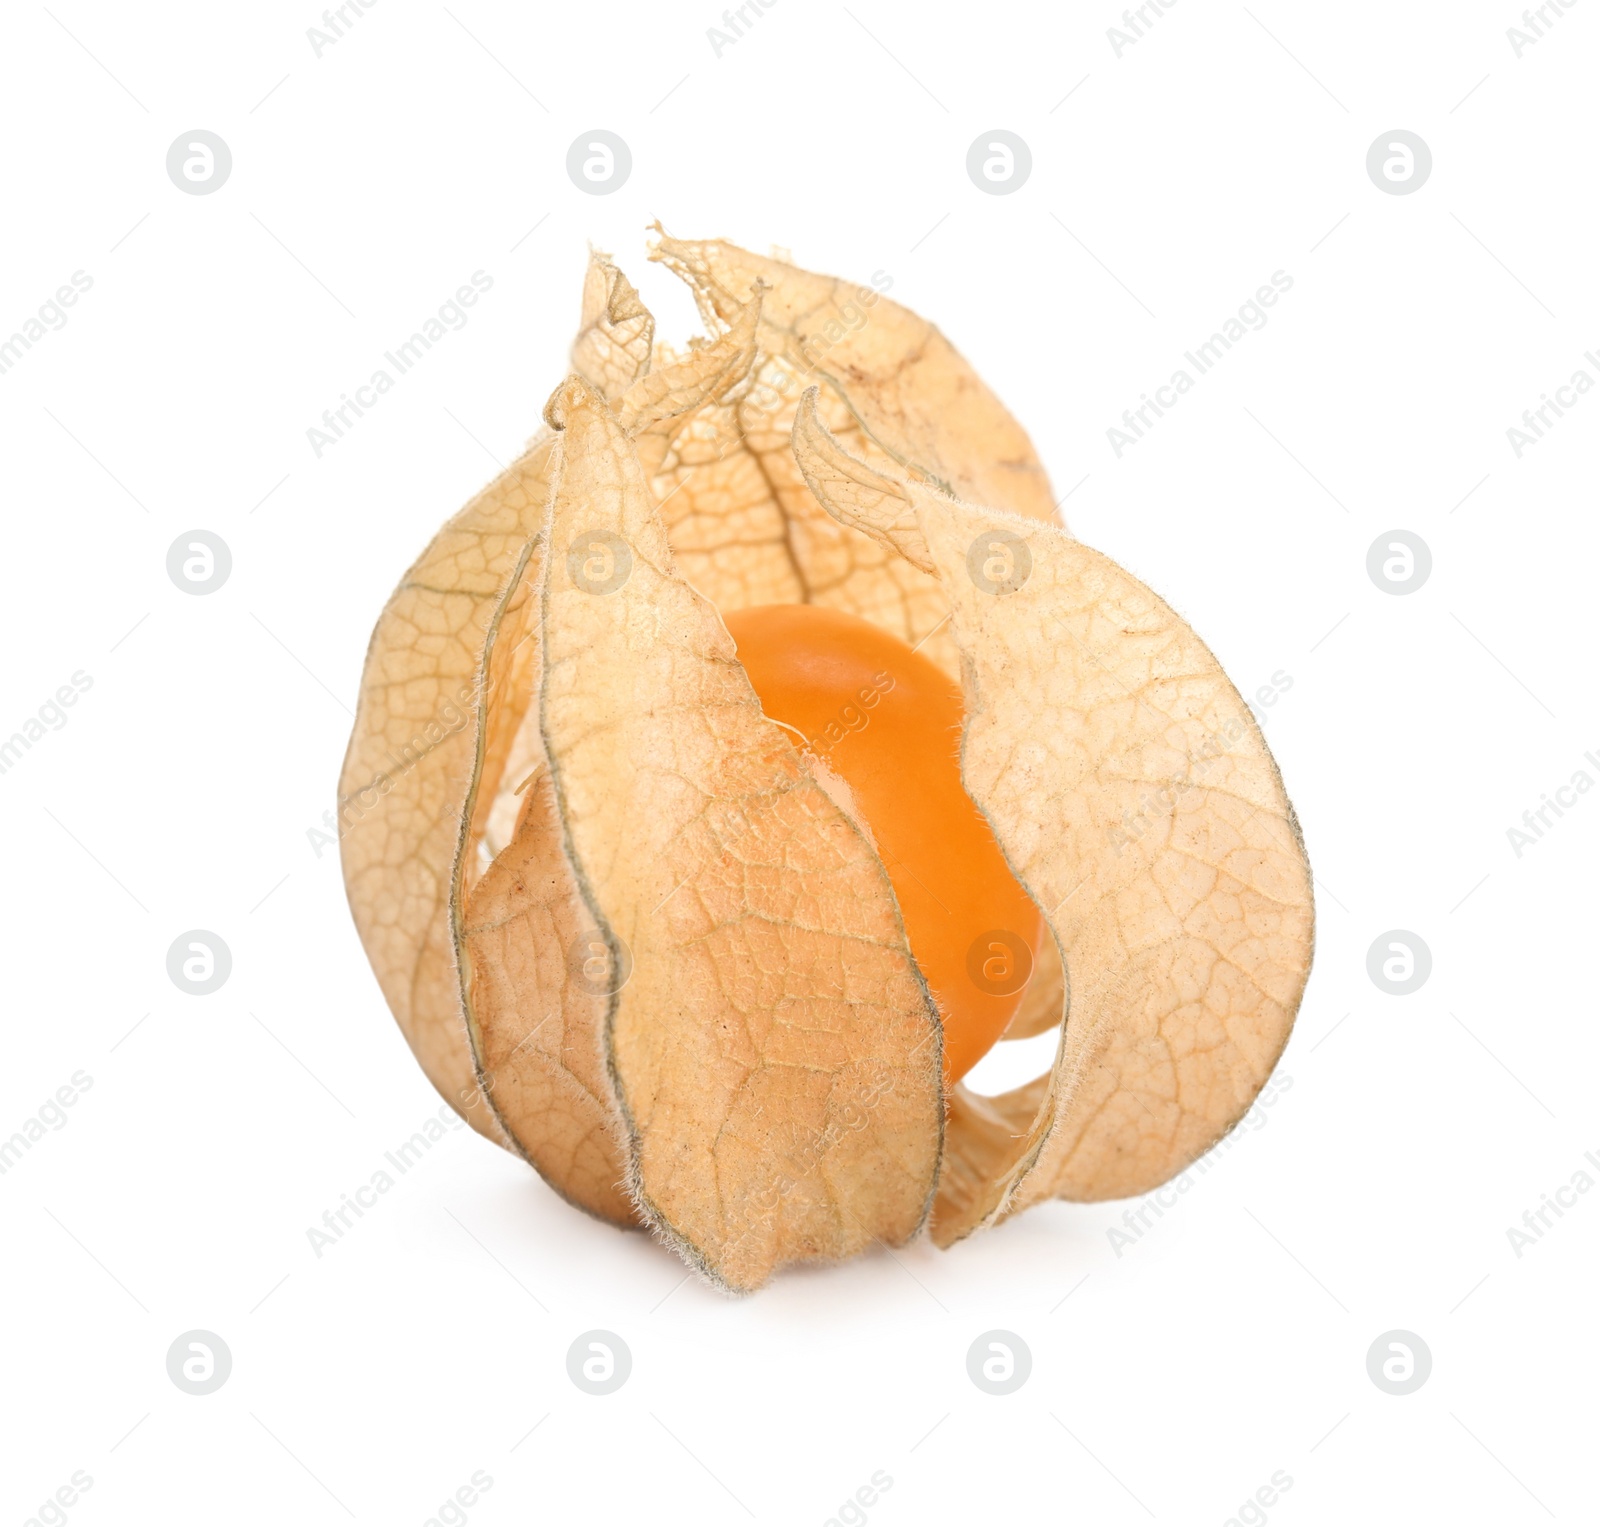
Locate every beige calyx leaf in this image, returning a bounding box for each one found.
[338,436,558,1146]
[1001,931,1068,1042]
[570,249,654,399]
[783,412,931,575]
[341,248,760,1198]
[453,286,764,1228]
[534,375,942,1291]
[639,233,1059,680]
[613,286,761,447]
[347,234,1312,1284]
[793,392,1315,1245]
[457,531,640,1227]
[651,232,1057,515]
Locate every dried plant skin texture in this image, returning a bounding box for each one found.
[340,237,1313,1290]
[534,378,941,1289]
[337,437,556,1147]
[791,391,1315,1244]
[639,234,1060,685]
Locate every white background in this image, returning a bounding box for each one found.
[2,2,1595,1523]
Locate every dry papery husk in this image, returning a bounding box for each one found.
[338,235,1314,1292]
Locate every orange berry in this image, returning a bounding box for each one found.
[724,604,1043,1087]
